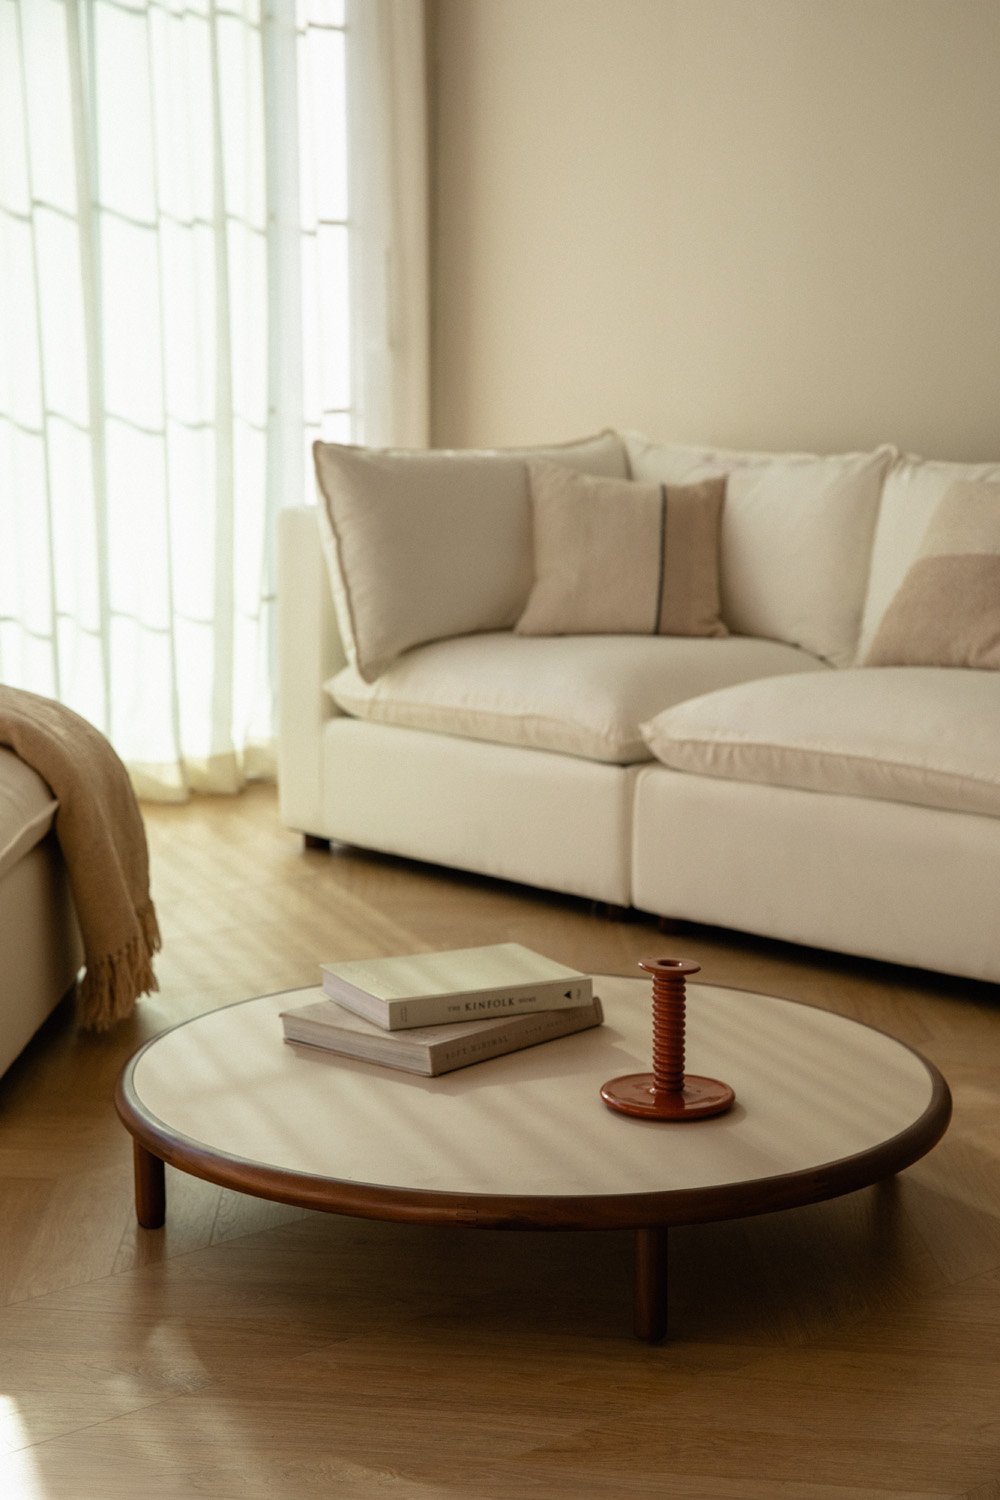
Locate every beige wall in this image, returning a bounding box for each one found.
[429,0,1000,460]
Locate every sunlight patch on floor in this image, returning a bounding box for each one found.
[0,1397,48,1499]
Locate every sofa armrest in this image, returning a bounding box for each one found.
[277,506,347,835]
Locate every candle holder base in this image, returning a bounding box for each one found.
[601,1072,735,1121]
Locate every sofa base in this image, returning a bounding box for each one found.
[633,766,1000,986]
[318,718,640,906]
[0,835,83,1077]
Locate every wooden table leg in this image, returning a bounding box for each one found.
[633,1226,669,1342]
[134,1141,166,1228]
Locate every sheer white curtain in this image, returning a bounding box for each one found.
[0,0,427,799]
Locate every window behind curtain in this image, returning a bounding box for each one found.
[0,0,358,797]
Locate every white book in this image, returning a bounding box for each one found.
[281,993,605,1076]
[319,943,593,1031]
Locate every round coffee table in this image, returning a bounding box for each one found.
[115,977,950,1341]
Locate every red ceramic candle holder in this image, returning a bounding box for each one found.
[600,957,736,1121]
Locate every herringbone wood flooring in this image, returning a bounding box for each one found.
[1,784,998,1498]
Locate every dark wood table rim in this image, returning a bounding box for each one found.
[114,983,952,1234]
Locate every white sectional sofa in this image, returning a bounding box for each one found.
[0,749,82,1075]
[277,431,1000,986]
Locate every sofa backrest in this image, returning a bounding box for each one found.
[623,434,894,667]
[857,452,1000,662]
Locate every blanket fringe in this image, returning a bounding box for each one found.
[77,899,163,1032]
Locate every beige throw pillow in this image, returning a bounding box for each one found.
[865,480,1000,669]
[515,462,728,638]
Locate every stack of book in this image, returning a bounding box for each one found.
[280,943,603,1076]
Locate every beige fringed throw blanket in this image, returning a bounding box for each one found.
[0,686,161,1030]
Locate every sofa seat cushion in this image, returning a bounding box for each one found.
[0,748,58,881]
[329,632,827,766]
[641,668,1000,817]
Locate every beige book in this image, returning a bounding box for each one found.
[319,943,592,1030]
[281,993,604,1076]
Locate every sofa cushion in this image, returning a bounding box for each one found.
[859,453,1000,661]
[313,431,628,682]
[329,632,827,766]
[866,481,1000,669]
[623,433,895,666]
[515,463,727,639]
[641,668,1000,817]
[0,748,58,881]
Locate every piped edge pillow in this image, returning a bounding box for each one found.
[515,462,728,638]
[313,431,628,682]
[865,480,1000,669]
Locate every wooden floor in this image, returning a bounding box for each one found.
[1,784,999,1498]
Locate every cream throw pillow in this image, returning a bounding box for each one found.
[515,462,727,638]
[865,480,1000,669]
[624,434,895,665]
[313,431,628,682]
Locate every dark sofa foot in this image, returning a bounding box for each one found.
[657,915,688,935]
[303,833,331,852]
[592,901,633,922]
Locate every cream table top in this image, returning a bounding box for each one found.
[117,977,950,1231]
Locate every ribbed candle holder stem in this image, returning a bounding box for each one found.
[649,965,687,1097]
[600,958,736,1121]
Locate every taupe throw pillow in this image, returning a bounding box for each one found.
[865,480,1000,669]
[515,462,728,638]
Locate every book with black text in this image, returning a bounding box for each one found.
[281,992,604,1075]
[319,943,592,1030]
